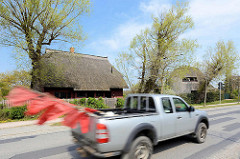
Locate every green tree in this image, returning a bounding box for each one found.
[197,41,237,105]
[116,2,197,93]
[0,70,31,100]
[0,0,90,91]
[223,41,238,97]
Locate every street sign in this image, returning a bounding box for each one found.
[218,82,224,90]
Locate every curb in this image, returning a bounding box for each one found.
[0,118,63,129]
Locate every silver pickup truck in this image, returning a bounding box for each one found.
[72,94,209,159]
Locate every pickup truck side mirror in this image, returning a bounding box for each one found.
[188,106,195,112]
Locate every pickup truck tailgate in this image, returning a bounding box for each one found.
[72,115,97,148]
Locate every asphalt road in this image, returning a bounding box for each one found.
[1,105,240,159]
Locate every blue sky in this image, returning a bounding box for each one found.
[0,0,240,73]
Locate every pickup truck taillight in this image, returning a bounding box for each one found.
[96,123,109,144]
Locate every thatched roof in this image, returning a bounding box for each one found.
[170,66,205,81]
[42,48,128,91]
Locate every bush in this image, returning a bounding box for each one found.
[179,90,224,104]
[0,103,4,109]
[80,98,86,106]
[0,108,11,120]
[9,106,26,119]
[87,97,97,108]
[70,99,79,105]
[116,98,124,108]
[86,97,108,109]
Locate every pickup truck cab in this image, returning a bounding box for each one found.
[72,94,209,159]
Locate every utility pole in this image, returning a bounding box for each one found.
[218,82,223,104]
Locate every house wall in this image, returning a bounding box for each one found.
[44,88,124,99]
[111,89,123,98]
[172,77,200,94]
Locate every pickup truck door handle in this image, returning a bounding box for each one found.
[195,114,199,116]
[177,116,182,119]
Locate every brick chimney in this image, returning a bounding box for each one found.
[70,46,74,53]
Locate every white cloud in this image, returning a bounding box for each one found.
[186,0,240,40]
[86,0,240,64]
[139,0,171,16]
[88,21,150,55]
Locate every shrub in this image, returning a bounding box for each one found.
[116,98,124,108]
[0,108,11,120]
[179,90,224,104]
[86,97,108,109]
[70,99,79,105]
[96,97,108,109]
[80,98,86,106]
[9,106,26,119]
[0,103,4,109]
[87,97,97,108]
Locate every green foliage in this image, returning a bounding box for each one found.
[197,40,238,103]
[87,97,97,108]
[180,90,224,104]
[0,0,90,90]
[86,97,108,109]
[0,103,4,109]
[80,98,86,105]
[0,108,11,120]
[116,98,125,108]
[116,2,197,93]
[70,99,80,105]
[0,70,31,100]
[9,106,27,119]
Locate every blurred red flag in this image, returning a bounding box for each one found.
[7,87,98,133]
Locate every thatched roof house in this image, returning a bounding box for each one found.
[170,66,205,94]
[42,48,128,99]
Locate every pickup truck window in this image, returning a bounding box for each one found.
[140,97,147,110]
[162,97,173,113]
[131,96,138,109]
[125,96,156,112]
[173,98,188,112]
[149,97,156,112]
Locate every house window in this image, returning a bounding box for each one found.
[87,92,95,98]
[105,92,111,98]
[54,92,70,99]
[182,77,198,82]
[67,92,71,98]
[96,92,104,97]
[55,92,59,98]
[77,92,86,98]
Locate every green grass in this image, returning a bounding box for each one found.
[192,99,239,107]
[196,103,240,109]
[0,115,38,123]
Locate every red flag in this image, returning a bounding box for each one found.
[7,87,40,106]
[7,86,98,133]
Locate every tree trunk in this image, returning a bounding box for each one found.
[138,44,147,93]
[204,80,207,107]
[30,60,42,91]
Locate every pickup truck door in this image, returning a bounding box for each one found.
[160,97,177,139]
[172,97,195,135]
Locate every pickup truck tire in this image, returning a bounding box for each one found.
[194,122,207,143]
[121,136,153,159]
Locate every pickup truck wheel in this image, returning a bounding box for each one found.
[121,136,153,159]
[195,122,207,143]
